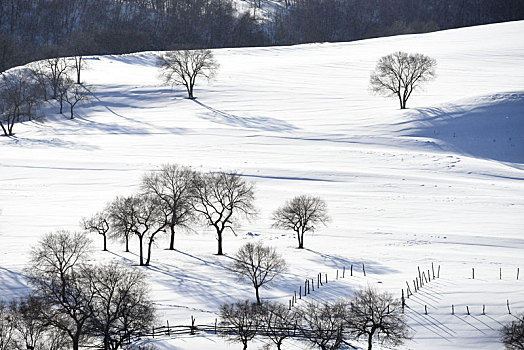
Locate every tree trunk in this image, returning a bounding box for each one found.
[59,98,63,114]
[168,224,175,250]
[125,235,129,252]
[70,104,74,119]
[72,335,80,350]
[255,285,261,305]
[103,234,107,251]
[367,332,373,350]
[217,231,223,255]
[243,341,248,350]
[145,235,154,265]
[297,230,304,249]
[138,236,144,265]
[76,57,82,84]
[0,122,8,136]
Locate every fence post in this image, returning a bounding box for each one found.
[518,268,520,280]
[215,318,217,334]
[363,263,366,276]
[191,315,196,335]
[351,264,353,276]
[343,266,345,278]
[167,320,170,336]
[500,268,502,280]
[466,306,470,315]
[325,273,328,284]
[299,286,302,299]
[452,304,454,315]
[312,278,315,291]
[507,300,511,314]
[432,262,435,279]
[472,267,475,279]
[424,305,428,315]
[438,265,440,278]
[401,289,405,313]
[336,270,339,280]
[482,305,485,315]
[152,326,155,338]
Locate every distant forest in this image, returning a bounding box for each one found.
[1,0,523,72]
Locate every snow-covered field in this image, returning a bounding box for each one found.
[1,21,523,349]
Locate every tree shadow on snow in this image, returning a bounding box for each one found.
[398,92,524,164]
[0,267,31,300]
[193,99,298,132]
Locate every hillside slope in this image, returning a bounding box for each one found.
[1,21,523,349]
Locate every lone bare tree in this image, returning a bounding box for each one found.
[141,164,196,251]
[501,315,524,350]
[158,49,219,99]
[232,242,287,305]
[272,195,329,249]
[82,211,110,251]
[219,301,262,350]
[370,51,436,109]
[191,171,257,255]
[345,287,410,350]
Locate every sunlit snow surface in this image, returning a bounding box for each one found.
[1,21,523,349]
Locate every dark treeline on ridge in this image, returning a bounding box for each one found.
[1,0,523,72]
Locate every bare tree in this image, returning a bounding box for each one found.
[0,301,16,350]
[191,171,257,255]
[33,57,74,99]
[82,211,110,251]
[219,301,262,350]
[370,51,436,109]
[0,69,42,136]
[124,194,167,266]
[83,262,155,350]
[232,242,287,305]
[501,315,524,350]
[63,82,90,119]
[26,231,93,350]
[297,301,348,350]
[10,294,70,350]
[158,49,219,99]
[71,56,87,85]
[107,196,137,252]
[259,301,297,350]
[345,287,410,350]
[272,195,329,249]
[141,164,196,251]
[56,77,72,114]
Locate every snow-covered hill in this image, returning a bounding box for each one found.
[1,21,523,349]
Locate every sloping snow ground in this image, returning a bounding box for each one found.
[1,21,524,349]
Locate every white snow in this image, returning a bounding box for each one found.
[1,21,524,350]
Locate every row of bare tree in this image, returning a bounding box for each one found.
[83,164,330,265]
[0,55,89,136]
[219,287,409,350]
[0,231,155,350]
